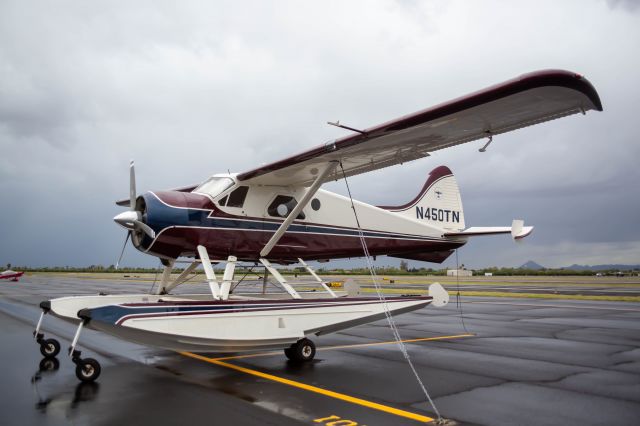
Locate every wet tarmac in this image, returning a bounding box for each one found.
[364,275,640,298]
[1,274,639,425]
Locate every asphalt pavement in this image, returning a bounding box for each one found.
[1,274,639,425]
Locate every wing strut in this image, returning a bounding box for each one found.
[260,161,339,258]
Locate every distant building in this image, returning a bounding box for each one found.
[484,272,493,277]
[447,269,473,277]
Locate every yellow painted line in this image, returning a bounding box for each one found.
[469,300,640,312]
[318,333,474,351]
[180,351,434,423]
[211,333,474,361]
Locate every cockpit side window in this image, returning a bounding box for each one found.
[226,186,249,208]
[267,195,305,220]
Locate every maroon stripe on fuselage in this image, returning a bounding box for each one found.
[152,190,444,238]
[144,226,464,262]
[123,296,430,307]
[145,190,464,262]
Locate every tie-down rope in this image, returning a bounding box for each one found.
[339,163,442,422]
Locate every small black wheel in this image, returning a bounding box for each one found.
[291,338,316,362]
[284,347,294,360]
[75,358,101,382]
[40,338,61,357]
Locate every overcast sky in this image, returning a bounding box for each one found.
[1,0,639,269]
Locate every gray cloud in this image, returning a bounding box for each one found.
[607,0,640,12]
[1,0,639,269]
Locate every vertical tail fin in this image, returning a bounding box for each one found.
[378,165,465,231]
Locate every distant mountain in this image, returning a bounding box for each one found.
[520,260,545,270]
[564,264,640,271]
[515,261,640,271]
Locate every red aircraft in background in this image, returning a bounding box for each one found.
[1,270,24,282]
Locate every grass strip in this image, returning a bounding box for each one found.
[360,288,640,302]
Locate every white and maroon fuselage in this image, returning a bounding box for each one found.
[129,166,467,264]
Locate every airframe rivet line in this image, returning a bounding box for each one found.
[210,333,475,361]
[180,351,434,423]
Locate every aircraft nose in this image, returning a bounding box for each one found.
[113,211,139,230]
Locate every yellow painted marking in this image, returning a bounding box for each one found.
[327,420,358,426]
[180,351,434,423]
[469,300,640,312]
[315,415,341,423]
[318,333,474,351]
[211,333,474,361]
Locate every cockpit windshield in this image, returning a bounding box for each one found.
[193,177,234,198]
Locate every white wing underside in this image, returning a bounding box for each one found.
[236,70,601,187]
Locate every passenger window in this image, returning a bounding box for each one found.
[226,186,249,208]
[268,195,305,220]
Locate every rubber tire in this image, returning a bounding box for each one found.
[75,358,101,382]
[40,338,61,357]
[284,347,295,360]
[292,338,316,362]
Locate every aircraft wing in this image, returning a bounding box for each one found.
[237,69,602,187]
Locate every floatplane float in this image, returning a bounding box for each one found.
[33,70,601,382]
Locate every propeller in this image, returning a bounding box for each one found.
[115,231,130,270]
[114,161,156,269]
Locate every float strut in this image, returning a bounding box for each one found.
[69,321,85,359]
[33,311,45,341]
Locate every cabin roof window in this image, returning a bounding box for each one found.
[193,177,234,198]
[267,195,305,220]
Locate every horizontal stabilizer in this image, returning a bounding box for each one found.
[444,220,533,240]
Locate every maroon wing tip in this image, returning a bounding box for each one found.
[516,69,603,111]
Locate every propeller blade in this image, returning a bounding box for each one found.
[133,220,156,239]
[129,160,136,210]
[116,231,131,270]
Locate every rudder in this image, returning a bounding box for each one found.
[378,165,465,231]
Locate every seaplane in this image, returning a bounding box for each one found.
[1,269,24,282]
[33,69,601,382]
